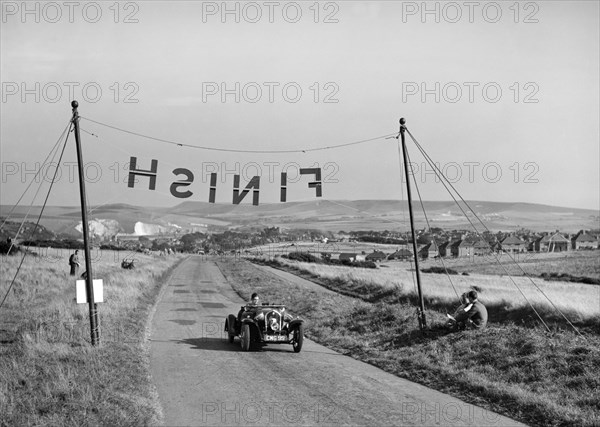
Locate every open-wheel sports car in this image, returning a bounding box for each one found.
[224,304,305,352]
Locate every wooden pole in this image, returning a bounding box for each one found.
[71,100,100,345]
[399,118,427,330]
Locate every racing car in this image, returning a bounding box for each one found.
[224,304,304,352]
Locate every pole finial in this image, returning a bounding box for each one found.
[71,100,79,109]
[399,117,406,125]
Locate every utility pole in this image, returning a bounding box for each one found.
[71,100,100,345]
[398,118,427,330]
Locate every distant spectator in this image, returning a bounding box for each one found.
[455,290,488,329]
[69,250,80,276]
[453,292,474,318]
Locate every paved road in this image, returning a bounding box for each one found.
[149,256,525,426]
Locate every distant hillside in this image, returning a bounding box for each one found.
[1,200,598,236]
[0,218,55,241]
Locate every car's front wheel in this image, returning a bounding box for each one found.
[292,324,304,353]
[240,324,251,351]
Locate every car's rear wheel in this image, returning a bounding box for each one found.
[240,324,251,351]
[292,324,304,353]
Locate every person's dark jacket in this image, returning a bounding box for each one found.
[455,300,488,329]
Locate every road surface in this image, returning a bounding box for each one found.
[149,256,525,426]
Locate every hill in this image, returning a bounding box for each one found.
[0,218,56,241]
[1,200,598,237]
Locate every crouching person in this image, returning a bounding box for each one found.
[454,290,488,329]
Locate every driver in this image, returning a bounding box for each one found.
[249,293,260,306]
[237,293,260,323]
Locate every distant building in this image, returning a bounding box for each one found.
[387,249,413,261]
[427,241,442,258]
[473,239,493,256]
[501,235,527,253]
[115,233,143,242]
[366,251,387,262]
[571,232,598,250]
[417,240,445,259]
[537,232,570,252]
[438,241,450,258]
[338,253,366,262]
[449,240,475,257]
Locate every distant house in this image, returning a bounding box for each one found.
[527,234,542,252]
[428,241,442,258]
[366,251,387,262]
[387,249,413,261]
[338,253,366,262]
[448,240,461,257]
[501,235,527,253]
[572,232,598,250]
[417,242,440,259]
[339,253,357,262]
[538,232,570,252]
[532,236,545,252]
[115,233,144,242]
[473,239,493,256]
[438,241,450,258]
[450,240,474,257]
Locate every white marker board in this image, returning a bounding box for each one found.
[76,279,103,304]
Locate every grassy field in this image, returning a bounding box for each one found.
[218,257,600,427]
[0,249,184,426]
[252,241,599,279]
[269,256,600,327]
[431,250,599,279]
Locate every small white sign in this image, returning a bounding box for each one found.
[76,279,103,304]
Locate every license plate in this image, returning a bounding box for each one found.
[265,335,287,342]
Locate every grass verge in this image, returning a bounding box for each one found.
[217,257,600,427]
[255,256,600,330]
[0,251,185,426]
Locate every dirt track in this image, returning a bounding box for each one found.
[149,256,525,426]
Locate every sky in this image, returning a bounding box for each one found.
[1,1,599,212]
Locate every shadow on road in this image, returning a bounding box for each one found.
[175,337,315,354]
[177,337,241,352]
